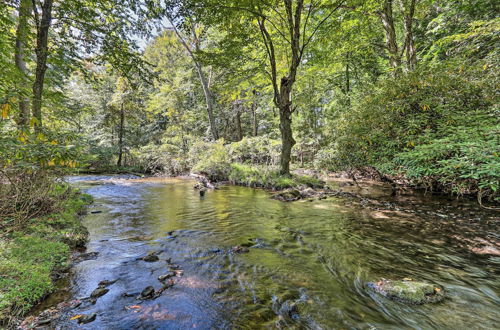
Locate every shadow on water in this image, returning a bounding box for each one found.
[35,175,499,329]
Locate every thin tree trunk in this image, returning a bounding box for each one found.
[251,90,258,137]
[32,0,53,131]
[401,0,417,70]
[167,16,219,140]
[345,53,350,94]
[117,103,125,167]
[15,0,31,128]
[235,103,243,141]
[380,0,400,70]
[194,62,219,140]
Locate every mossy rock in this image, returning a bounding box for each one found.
[367,279,445,304]
[273,189,302,202]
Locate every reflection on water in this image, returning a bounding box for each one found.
[45,176,499,329]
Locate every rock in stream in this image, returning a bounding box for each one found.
[367,279,445,304]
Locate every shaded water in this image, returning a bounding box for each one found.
[40,176,499,329]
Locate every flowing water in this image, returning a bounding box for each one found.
[33,175,499,329]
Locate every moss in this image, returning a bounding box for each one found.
[368,279,445,304]
[0,188,92,325]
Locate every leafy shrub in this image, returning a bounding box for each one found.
[394,124,499,198]
[321,57,499,197]
[229,135,281,165]
[190,139,231,180]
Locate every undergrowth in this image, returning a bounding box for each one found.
[0,187,91,325]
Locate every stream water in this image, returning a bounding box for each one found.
[32,175,499,329]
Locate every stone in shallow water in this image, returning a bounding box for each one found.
[78,313,97,324]
[231,245,250,253]
[138,286,155,299]
[158,272,176,282]
[98,279,117,287]
[367,279,445,304]
[90,287,109,298]
[142,254,160,262]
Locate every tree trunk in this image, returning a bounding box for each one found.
[117,103,125,167]
[402,0,417,70]
[234,103,243,141]
[278,77,296,176]
[167,16,219,141]
[251,92,258,137]
[14,0,31,128]
[380,0,400,70]
[32,0,53,131]
[194,63,219,140]
[345,53,350,94]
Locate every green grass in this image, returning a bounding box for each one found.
[226,163,324,190]
[0,188,92,324]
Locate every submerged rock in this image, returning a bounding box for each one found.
[231,245,250,253]
[78,313,97,324]
[139,252,160,262]
[90,287,109,298]
[98,279,117,287]
[138,286,155,299]
[367,279,444,304]
[158,272,176,282]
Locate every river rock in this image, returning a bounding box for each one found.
[231,245,250,253]
[78,313,97,324]
[273,189,302,202]
[158,272,176,282]
[138,286,155,299]
[367,279,444,304]
[37,318,52,326]
[98,279,117,287]
[142,253,160,262]
[90,287,109,298]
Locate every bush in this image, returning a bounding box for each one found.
[190,139,231,180]
[321,57,498,198]
[228,136,281,165]
[394,124,499,198]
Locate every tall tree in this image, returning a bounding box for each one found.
[185,0,345,175]
[14,0,31,128]
[31,0,53,130]
[166,16,219,140]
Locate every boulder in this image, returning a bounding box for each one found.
[367,279,444,304]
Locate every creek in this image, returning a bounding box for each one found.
[31,175,499,329]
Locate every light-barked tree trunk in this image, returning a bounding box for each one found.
[167,16,219,140]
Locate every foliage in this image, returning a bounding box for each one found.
[322,55,498,198]
[394,124,499,197]
[0,189,91,324]
[228,136,281,165]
